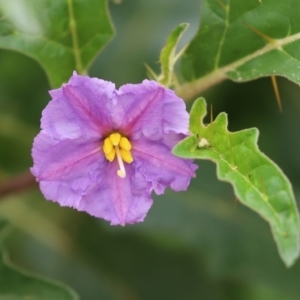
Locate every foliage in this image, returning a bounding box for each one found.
[0,250,78,300]
[0,0,114,87]
[0,0,300,298]
[173,98,300,267]
[158,23,188,87]
[177,0,300,99]
[0,219,78,299]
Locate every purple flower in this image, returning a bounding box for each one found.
[31,72,197,225]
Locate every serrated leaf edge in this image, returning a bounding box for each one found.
[174,98,300,266]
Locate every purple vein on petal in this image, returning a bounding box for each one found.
[63,85,112,135]
[115,82,164,139]
[133,142,195,177]
[132,139,197,193]
[41,146,101,180]
[122,88,162,131]
[31,133,102,181]
[109,161,132,225]
[116,172,126,226]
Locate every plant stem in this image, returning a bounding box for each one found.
[0,172,37,199]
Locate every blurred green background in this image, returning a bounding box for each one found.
[1,0,300,299]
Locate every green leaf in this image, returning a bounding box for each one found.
[0,248,79,300]
[173,98,300,267]
[158,23,188,87]
[0,0,114,87]
[177,0,300,99]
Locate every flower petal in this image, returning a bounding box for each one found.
[42,72,115,139]
[31,131,104,207]
[133,138,197,194]
[77,162,153,225]
[31,75,196,226]
[114,80,189,140]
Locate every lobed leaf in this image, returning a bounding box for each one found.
[177,0,300,99]
[0,248,79,300]
[0,0,114,87]
[173,98,300,267]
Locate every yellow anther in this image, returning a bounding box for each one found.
[105,148,116,162]
[120,148,133,163]
[109,132,121,146]
[103,137,113,154]
[120,137,132,151]
[103,133,134,178]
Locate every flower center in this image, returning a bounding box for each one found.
[102,132,133,178]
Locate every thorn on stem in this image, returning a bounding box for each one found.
[271,76,282,112]
[217,0,227,10]
[243,22,276,45]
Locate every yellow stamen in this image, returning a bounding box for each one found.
[120,137,132,151]
[103,137,113,154]
[120,148,133,163]
[105,148,116,162]
[109,132,121,146]
[103,132,134,179]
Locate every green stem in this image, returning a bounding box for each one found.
[175,31,300,101]
[0,172,37,199]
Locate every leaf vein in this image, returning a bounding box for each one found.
[211,146,282,225]
[280,47,300,64]
[214,1,230,70]
[67,0,84,74]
